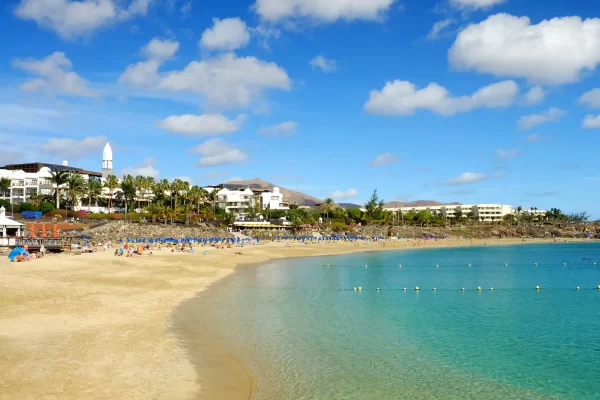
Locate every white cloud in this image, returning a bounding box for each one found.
[13,52,98,97]
[450,0,506,10]
[180,1,192,18]
[158,53,291,108]
[192,138,248,166]
[449,14,600,85]
[119,38,178,87]
[330,188,358,200]
[517,107,566,130]
[525,134,543,143]
[364,79,518,116]
[257,121,298,135]
[41,135,107,160]
[521,86,545,106]
[496,148,520,159]
[442,172,489,185]
[228,176,243,182]
[158,114,247,136]
[309,55,337,73]
[14,0,150,39]
[582,114,600,128]
[371,153,399,167]
[426,19,455,41]
[578,88,600,108]
[121,157,160,178]
[251,25,281,49]
[254,0,395,23]
[200,17,251,51]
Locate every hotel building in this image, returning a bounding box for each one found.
[382,204,542,222]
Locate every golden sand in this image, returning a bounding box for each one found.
[0,237,589,400]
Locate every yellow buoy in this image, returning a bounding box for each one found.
[597,285,600,290]
[433,288,437,291]
[353,287,357,291]
[536,286,540,290]
[415,287,420,291]
[358,287,362,291]
[376,288,380,291]
[365,265,368,268]
[576,286,580,290]
[461,288,465,291]
[477,286,482,291]
[490,288,494,291]
[403,288,407,291]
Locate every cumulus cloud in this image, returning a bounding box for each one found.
[426,19,455,41]
[496,148,520,160]
[14,0,150,39]
[13,52,98,97]
[121,157,160,178]
[449,0,506,10]
[449,14,600,85]
[158,114,247,136]
[578,88,600,108]
[118,38,179,87]
[442,172,488,185]
[257,121,298,136]
[521,86,545,106]
[364,79,518,116]
[370,153,399,167]
[200,17,251,51]
[192,138,248,166]
[254,0,395,23]
[329,188,358,200]
[582,114,600,128]
[517,107,566,130]
[309,55,337,73]
[158,53,291,108]
[41,135,107,160]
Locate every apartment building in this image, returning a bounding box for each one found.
[383,204,526,222]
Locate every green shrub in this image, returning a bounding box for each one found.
[39,202,55,214]
[0,199,11,209]
[18,202,34,212]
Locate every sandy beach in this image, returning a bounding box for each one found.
[0,237,590,400]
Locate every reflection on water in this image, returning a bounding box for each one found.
[179,243,600,400]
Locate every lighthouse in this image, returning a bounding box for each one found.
[102,142,113,178]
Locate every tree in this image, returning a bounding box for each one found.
[0,177,10,199]
[66,173,86,218]
[364,190,384,221]
[86,179,102,212]
[134,176,145,211]
[454,208,463,221]
[49,170,69,209]
[244,204,259,221]
[224,211,236,226]
[104,175,119,213]
[320,198,337,223]
[118,175,137,219]
[347,208,362,223]
[19,202,34,212]
[208,189,219,220]
[414,210,432,227]
[567,212,589,222]
[39,202,55,214]
[144,203,164,223]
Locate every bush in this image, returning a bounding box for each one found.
[331,222,346,232]
[39,202,55,214]
[18,202,34,212]
[0,199,10,209]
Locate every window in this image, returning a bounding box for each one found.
[40,188,52,195]
[12,180,24,186]
[26,179,38,186]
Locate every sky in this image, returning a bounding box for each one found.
[1,0,600,216]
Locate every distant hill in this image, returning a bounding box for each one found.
[383,200,462,208]
[226,178,322,206]
[337,203,363,209]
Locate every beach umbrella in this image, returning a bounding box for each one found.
[8,247,28,261]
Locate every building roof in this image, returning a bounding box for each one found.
[0,207,24,227]
[0,162,102,177]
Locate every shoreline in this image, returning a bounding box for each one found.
[0,237,594,400]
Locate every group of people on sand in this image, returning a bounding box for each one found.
[12,244,46,262]
[114,243,153,257]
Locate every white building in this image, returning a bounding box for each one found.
[208,185,289,218]
[381,204,539,222]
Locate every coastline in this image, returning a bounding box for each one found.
[0,237,593,400]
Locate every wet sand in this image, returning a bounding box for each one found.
[0,238,589,400]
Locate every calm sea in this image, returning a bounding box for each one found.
[177,243,600,400]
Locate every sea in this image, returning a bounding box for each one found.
[174,243,600,400]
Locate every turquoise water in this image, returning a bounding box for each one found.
[184,243,600,399]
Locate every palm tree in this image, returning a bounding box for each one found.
[134,175,145,212]
[66,173,86,218]
[208,189,218,220]
[118,175,137,220]
[49,170,69,209]
[104,175,119,213]
[86,179,103,212]
[320,198,337,223]
[144,203,164,223]
[144,176,155,207]
[188,186,202,214]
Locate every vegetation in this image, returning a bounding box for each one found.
[49,170,69,209]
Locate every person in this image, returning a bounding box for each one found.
[39,244,46,257]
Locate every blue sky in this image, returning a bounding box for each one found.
[1,0,599,216]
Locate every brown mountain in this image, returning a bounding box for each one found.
[383,200,462,208]
[226,178,322,206]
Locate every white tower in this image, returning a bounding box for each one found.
[102,142,113,178]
